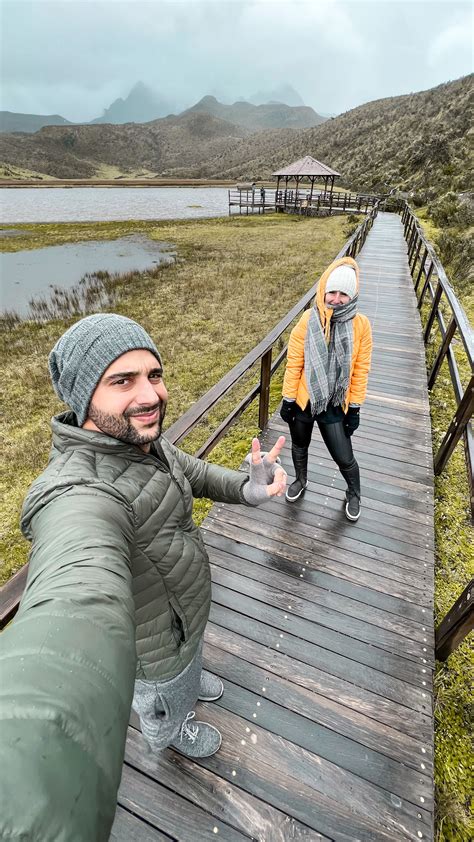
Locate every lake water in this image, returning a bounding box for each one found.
[0,186,230,223]
[1,236,175,315]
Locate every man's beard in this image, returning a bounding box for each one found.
[87,400,167,446]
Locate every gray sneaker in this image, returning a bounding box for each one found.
[170,711,222,758]
[199,670,224,702]
[345,491,361,521]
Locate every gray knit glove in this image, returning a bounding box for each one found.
[242,436,287,506]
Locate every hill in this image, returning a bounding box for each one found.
[0,111,249,179]
[191,75,473,196]
[0,111,72,134]
[1,76,471,195]
[184,95,325,131]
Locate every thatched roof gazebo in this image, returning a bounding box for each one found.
[273,155,341,207]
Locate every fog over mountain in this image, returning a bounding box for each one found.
[1,1,471,123]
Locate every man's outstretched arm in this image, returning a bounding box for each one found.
[0,490,136,842]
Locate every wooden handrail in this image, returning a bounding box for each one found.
[400,203,474,515]
[0,202,380,629]
[435,579,474,661]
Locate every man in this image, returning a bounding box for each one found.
[0,313,286,841]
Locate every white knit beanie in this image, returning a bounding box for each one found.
[325,265,357,299]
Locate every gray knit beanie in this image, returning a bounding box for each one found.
[49,314,161,425]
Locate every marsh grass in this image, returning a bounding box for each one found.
[0,212,347,584]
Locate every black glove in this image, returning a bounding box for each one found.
[280,399,296,424]
[344,406,360,437]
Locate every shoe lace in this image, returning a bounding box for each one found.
[180,710,199,744]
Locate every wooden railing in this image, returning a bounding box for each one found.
[0,200,381,629]
[400,202,474,660]
[228,188,381,216]
[400,203,474,500]
[275,190,379,215]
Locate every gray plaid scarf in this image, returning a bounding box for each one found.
[304,295,358,415]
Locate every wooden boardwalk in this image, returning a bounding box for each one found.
[111,213,435,842]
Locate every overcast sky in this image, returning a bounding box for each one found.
[1,0,472,121]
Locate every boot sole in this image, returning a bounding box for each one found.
[345,502,361,521]
[198,688,224,702]
[285,481,308,502]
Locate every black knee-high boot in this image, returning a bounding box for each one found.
[340,459,361,520]
[286,445,309,502]
[340,459,360,497]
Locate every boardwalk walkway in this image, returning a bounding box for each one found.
[111,213,435,842]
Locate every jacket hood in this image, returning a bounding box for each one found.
[21,411,151,539]
[315,256,360,337]
[50,410,150,456]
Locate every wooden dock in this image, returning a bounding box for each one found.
[111,212,435,841]
[228,189,379,217]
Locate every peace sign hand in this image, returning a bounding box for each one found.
[242,435,287,505]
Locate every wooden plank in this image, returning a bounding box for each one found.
[110,806,173,841]
[203,640,432,772]
[221,495,432,565]
[237,481,434,551]
[209,586,432,704]
[199,704,432,841]
[207,649,432,799]
[203,518,431,606]
[208,547,430,644]
[205,507,434,590]
[118,764,251,842]
[209,565,433,670]
[205,622,432,743]
[125,726,326,841]
[204,530,429,623]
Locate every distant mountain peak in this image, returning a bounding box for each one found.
[92,81,172,125]
[248,84,306,107]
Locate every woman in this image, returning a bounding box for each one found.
[280,256,372,521]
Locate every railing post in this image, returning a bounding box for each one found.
[434,376,474,474]
[415,247,429,292]
[418,261,434,308]
[435,579,474,661]
[407,222,419,260]
[428,318,457,390]
[404,209,412,236]
[423,281,443,343]
[410,238,422,273]
[258,349,272,430]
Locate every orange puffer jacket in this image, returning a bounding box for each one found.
[282,256,373,413]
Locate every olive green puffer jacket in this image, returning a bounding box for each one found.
[0,412,248,841]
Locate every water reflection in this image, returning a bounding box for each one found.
[0,236,175,316]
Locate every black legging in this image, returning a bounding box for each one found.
[289,415,360,494]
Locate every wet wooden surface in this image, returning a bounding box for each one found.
[113,213,435,841]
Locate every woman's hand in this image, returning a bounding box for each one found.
[344,406,360,437]
[280,399,296,424]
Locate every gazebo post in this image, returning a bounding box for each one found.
[285,176,289,209]
[309,176,315,206]
[294,176,300,208]
[276,176,281,209]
